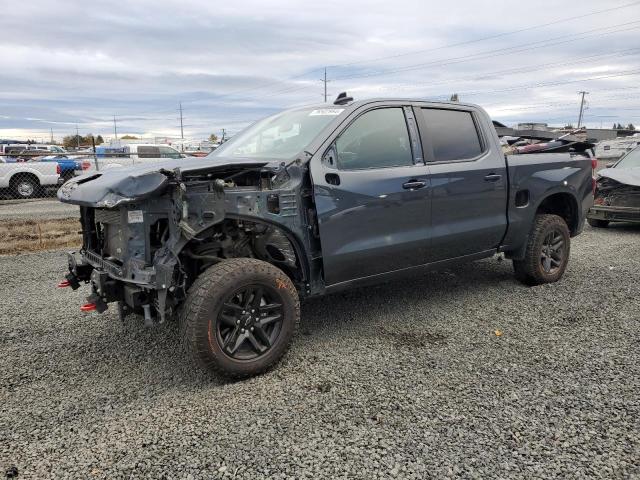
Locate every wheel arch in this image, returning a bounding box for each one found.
[533,190,580,236]
[9,171,40,187]
[178,214,311,287]
[504,187,581,260]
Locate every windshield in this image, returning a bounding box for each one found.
[210,107,344,159]
[615,146,640,168]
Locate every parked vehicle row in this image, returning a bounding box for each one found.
[594,133,640,161]
[77,144,187,172]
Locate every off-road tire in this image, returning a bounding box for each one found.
[513,214,570,286]
[587,218,609,228]
[180,258,300,378]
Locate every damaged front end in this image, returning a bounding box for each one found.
[59,157,318,324]
[588,169,640,224]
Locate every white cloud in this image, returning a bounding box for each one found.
[1,0,639,140]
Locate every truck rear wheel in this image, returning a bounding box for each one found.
[513,214,570,286]
[180,258,300,378]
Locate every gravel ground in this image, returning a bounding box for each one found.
[0,199,79,221]
[0,224,639,479]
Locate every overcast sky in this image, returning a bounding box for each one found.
[1,0,639,142]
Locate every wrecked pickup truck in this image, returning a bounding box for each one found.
[58,96,593,377]
[588,145,640,227]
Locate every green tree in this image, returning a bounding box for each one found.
[626,123,635,130]
[209,133,219,143]
[120,135,139,140]
[95,135,104,145]
[62,135,83,148]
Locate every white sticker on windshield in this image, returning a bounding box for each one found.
[309,109,344,116]
[127,210,144,224]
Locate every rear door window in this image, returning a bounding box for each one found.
[421,108,483,162]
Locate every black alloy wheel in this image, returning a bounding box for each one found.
[217,285,284,361]
[540,229,565,275]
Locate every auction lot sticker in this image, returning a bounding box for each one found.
[309,109,344,116]
[128,210,144,223]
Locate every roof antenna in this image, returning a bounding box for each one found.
[334,92,353,105]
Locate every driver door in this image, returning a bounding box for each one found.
[310,106,432,287]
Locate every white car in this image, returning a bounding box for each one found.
[79,144,187,173]
[0,159,62,198]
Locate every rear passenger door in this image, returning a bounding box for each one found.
[416,105,508,261]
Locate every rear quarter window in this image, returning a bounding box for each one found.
[137,146,160,158]
[421,108,484,162]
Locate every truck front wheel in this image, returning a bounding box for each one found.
[513,214,570,286]
[180,258,300,378]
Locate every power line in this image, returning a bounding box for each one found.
[334,21,640,81]
[373,68,640,100]
[328,0,640,69]
[128,0,640,105]
[368,47,640,94]
[460,69,640,97]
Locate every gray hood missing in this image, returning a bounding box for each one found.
[598,167,640,187]
[57,156,270,207]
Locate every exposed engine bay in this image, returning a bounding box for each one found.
[61,157,319,324]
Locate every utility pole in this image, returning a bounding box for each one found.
[221,128,226,143]
[50,128,54,144]
[76,125,80,150]
[320,67,330,103]
[113,116,118,142]
[577,91,589,128]
[179,102,184,151]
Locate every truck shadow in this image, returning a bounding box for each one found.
[594,222,640,232]
[299,257,513,336]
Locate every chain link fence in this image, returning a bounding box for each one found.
[0,151,94,253]
[0,147,194,253]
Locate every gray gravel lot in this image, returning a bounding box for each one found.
[1,225,639,479]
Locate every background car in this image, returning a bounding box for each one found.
[588,145,640,227]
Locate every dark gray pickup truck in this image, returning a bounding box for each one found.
[58,97,593,377]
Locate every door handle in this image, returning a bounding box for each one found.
[402,179,427,190]
[484,173,502,182]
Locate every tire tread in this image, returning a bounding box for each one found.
[179,258,300,378]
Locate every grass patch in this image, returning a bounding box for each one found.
[0,218,81,255]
